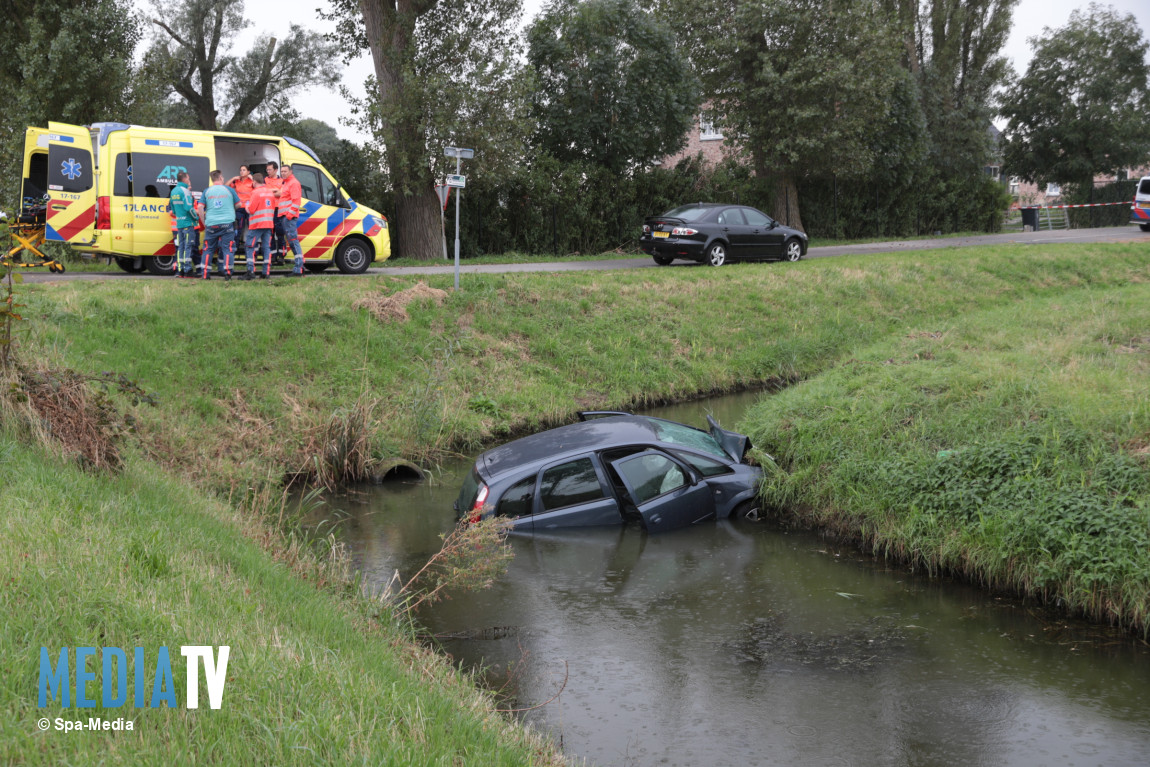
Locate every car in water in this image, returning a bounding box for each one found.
[639,203,808,267]
[454,411,763,533]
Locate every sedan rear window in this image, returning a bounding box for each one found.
[457,466,483,511]
[646,418,728,459]
[1140,178,1150,195]
[661,205,713,222]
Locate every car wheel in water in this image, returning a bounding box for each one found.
[145,255,177,276]
[653,255,673,266]
[706,242,727,267]
[785,239,803,262]
[334,238,371,274]
[732,500,761,522]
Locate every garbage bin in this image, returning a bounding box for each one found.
[1020,207,1039,231]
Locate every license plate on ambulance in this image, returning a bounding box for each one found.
[653,231,669,238]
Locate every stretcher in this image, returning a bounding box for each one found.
[2,197,66,272]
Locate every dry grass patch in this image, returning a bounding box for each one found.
[355,282,448,323]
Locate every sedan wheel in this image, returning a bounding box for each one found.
[706,242,727,267]
[785,239,803,262]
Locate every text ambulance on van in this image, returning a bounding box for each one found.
[21,121,390,275]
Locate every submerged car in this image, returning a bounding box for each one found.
[454,412,763,533]
[639,203,809,266]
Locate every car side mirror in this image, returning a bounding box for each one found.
[768,221,778,230]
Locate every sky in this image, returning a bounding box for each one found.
[138,0,1150,144]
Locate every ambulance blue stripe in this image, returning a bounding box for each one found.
[47,134,75,143]
[299,201,322,222]
[144,139,194,148]
[45,223,64,242]
[326,207,348,234]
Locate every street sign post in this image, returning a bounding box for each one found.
[443,147,474,290]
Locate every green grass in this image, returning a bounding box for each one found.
[0,434,550,765]
[17,242,1150,486]
[4,239,1150,764]
[741,283,1150,633]
[381,250,639,267]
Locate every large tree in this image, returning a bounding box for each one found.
[893,0,1018,177]
[147,0,339,131]
[675,0,903,231]
[0,0,142,208]
[326,0,533,261]
[1001,3,1150,188]
[527,0,699,174]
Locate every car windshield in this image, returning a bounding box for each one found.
[644,417,728,459]
[660,205,712,222]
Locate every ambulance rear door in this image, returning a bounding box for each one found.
[42,122,96,245]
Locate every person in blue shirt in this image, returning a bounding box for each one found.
[168,172,198,277]
[200,169,242,280]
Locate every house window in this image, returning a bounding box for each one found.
[985,165,1000,182]
[1045,183,1061,197]
[1009,176,1020,195]
[700,116,723,141]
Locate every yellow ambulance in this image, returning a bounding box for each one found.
[20,121,390,274]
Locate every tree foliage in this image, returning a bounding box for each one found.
[527,0,699,174]
[0,0,142,208]
[325,0,533,260]
[147,0,340,131]
[669,0,904,231]
[1001,2,1150,187]
[893,0,1018,177]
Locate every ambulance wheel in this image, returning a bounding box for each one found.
[305,263,330,273]
[145,255,177,276]
[334,238,371,274]
[115,256,146,273]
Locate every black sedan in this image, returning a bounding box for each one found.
[639,203,809,266]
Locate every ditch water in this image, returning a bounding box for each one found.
[314,392,1150,766]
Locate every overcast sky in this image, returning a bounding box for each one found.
[137,0,1150,143]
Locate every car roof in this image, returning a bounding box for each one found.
[479,415,661,479]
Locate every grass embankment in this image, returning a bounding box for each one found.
[742,281,1150,633]
[0,435,552,764]
[3,242,1148,762]
[20,244,1149,490]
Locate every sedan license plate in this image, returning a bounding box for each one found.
[653,231,670,238]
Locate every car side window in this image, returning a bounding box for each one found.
[669,450,733,478]
[320,173,343,207]
[616,454,688,504]
[293,165,322,203]
[741,208,772,227]
[540,457,604,511]
[716,208,746,225]
[497,476,536,518]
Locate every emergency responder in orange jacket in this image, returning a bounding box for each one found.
[265,161,285,266]
[278,164,305,276]
[243,173,278,280]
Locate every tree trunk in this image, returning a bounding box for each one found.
[770,174,805,234]
[361,0,442,260]
[394,187,445,261]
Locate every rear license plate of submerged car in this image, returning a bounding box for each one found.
[653,231,670,238]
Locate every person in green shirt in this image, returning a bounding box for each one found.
[168,172,198,277]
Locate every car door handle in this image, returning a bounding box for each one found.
[722,227,730,232]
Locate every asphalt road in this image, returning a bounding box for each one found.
[15,225,1148,283]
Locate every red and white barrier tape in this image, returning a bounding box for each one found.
[1012,201,1136,210]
